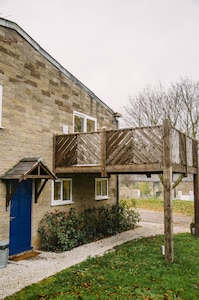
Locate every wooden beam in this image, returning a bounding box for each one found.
[21,175,52,180]
[5,180,19,210]
[35,179,48,203]
[53,134,56,172]
[194,139,199,237]
[106,163,163,173]
[172,164,197,174]
[163,119,174,263]
[101,127,107,177]
[55,165,101,174]
[194,173,199,237]
[184,135,188,177]
[55,164,164,174]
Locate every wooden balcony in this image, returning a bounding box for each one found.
[54,120,199,260]
[54,120,198,177]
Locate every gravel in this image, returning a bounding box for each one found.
[0,211,191,299]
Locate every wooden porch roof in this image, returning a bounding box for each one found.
[1,157,56,181]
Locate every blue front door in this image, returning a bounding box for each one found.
[9,179,32,255]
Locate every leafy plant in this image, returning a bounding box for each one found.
[81,207,98,240]
[38,208,87,252]
[38,204,140,252]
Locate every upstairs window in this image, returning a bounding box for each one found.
[52,179,72,205]
[95,178,109,200]
[0,85,2,127]
[73,111,96,133]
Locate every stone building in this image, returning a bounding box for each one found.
[120,174,194,200]
[0,18,119,255]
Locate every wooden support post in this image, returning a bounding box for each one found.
[53,134,56,172]
[5,180,20,210]
[194,140,199,237]
[101,127,107,177]
[163,119,174,263]
[194,173,199,236]
[35,179,48,203]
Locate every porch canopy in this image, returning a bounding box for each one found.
[1,157,56,181]
[1,157,56,207]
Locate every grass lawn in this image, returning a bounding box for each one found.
[123,198,194,216]
[5,233,199,300]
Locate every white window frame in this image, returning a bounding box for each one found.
[51,179,73,206]
[95,178,109,200]
[0,85,2,128]
[73,111,97,133]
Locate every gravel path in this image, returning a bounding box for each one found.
[0,210,192,299]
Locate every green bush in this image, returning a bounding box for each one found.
[81,207,99,240]
[38,205,140,252]
[38,208,87,252]
[120,198,137,208]
[119,202,141,230]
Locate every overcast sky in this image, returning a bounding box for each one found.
[1,0,199,112]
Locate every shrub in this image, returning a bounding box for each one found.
[118,202,141,231]
[120,198,136,208]
[38,208,87,252]
[81,207,98,240]
[38,205,140,252]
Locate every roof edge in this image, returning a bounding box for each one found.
[0,18,115,115]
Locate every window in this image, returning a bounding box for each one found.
[52,179,72,205]
[95,178,109,200]
[73,111,96,132]
[0,85,2,127]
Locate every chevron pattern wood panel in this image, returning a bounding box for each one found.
[106,126,163,165]
[76,132,101,165]
[54,124,197,172]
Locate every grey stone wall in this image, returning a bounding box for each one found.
[0,24,118,247]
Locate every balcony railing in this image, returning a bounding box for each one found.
[54,121,198,176]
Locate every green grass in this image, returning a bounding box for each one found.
[121,198,194,216]
[5,233,199,300]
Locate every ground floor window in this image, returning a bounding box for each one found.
[52,179,72,205]
[95,178,109,200]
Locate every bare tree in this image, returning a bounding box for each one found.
[123,82,167,127]
[121,77,199,188]
[169,78,199,138]
[122,77,199,139]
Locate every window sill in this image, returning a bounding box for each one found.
[0,126,4,129]
[95,197,110,201]
[51,201,74,206]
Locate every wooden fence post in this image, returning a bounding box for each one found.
[163,119,174,263]
[193,140,199,237]
[101,127,107,177]
[53,134,56,172]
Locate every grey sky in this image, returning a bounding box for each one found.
[1,0,199,112]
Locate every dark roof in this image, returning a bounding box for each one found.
[1,157,56,181]
[0,18,115,115]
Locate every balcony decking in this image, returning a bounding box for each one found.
[54,120,198,177]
